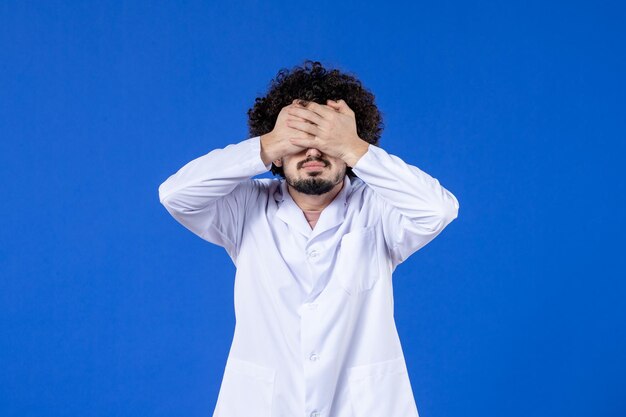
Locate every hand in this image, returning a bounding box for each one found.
[285,99,370,166]
[260,101,316,166]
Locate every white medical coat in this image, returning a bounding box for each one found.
[158,136,459,417]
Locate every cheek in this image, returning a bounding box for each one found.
[332,161,347,174]
[282,160,298,176]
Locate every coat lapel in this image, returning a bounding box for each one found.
[275,180,313,238]
[308,176,351,241]
[274,176,352,241]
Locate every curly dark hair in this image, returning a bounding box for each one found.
[247,60,384,178]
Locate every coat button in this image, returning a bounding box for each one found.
[307,249,320,259]
[310,411,320,417]
[309,353,319,361]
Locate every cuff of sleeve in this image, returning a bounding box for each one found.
[351,143,383,176]
[246,136,273,173]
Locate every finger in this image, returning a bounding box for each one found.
[326,99,342,112]
[289,136,318,148]
[339,99,355,114]
[327,99,351,114]
[287,107,323,125]
[292,127,316,139]
[299,100,335,119]
[287,116,313,124]
[326,99,339,107]
[287,119,318,135]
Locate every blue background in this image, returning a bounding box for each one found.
[1,1,624,416]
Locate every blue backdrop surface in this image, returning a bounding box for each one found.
[1,1,625,416]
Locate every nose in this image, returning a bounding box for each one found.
[306,148,322,158]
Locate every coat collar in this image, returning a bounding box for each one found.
[274,176,352,240]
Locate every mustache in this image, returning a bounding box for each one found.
[297,157,330,169]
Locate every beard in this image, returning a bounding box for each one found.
[286,169,345,195]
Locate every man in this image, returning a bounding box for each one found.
[158,60,459,417]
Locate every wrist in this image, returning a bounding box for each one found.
[260,132,281,166]
[342,138,370,167]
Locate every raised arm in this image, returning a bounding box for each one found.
[351,144,459,266]
[158,136,270,259]
[286,98,459,267]
[158,102,312,260]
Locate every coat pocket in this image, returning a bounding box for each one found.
[347,356,419,417]
[213,357,276,417]
[336,227,380,295]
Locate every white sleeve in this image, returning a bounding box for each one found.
[351,144,460,267]
[158,136,271,260]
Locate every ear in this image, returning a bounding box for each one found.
[273,158,283,167]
